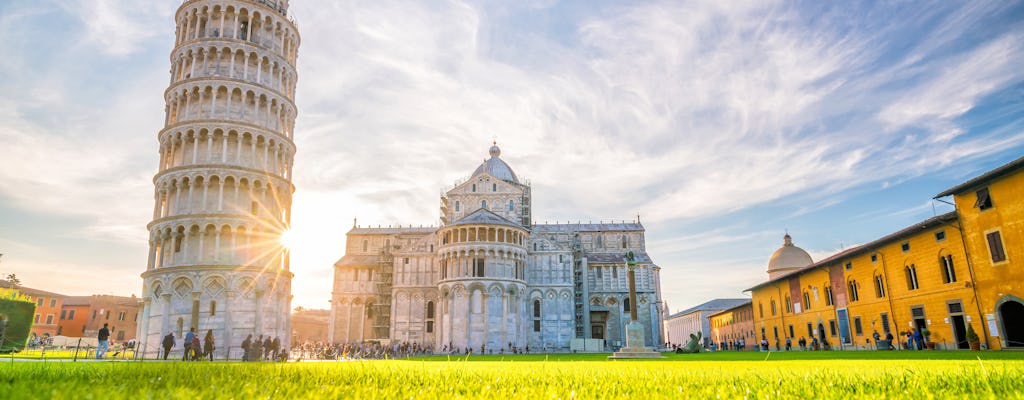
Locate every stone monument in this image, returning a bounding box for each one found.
[609,251,664,359]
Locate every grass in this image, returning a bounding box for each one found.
[2,351,1024,399]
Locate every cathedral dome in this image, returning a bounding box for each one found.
[767,234,813,279]
[472,143,519,183]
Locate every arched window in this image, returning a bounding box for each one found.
[621,235,628,249]
[176,317,184,337]
[623,298,631,312]
[471,184,476,192]
[362,240,368,252]
[532,299,542,332]
[210,301,217,316]
[509,200,514,211]
[596,235,603,248]
[455,201,460,212]
[481,200,487,209]
[770,300,777,315]
[905,265,919,290]
[426,300,435,333]
[848,280,860,301]
[492,183,497,192]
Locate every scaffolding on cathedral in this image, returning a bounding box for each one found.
[372,244,394,342]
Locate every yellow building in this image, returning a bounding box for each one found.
[749,214,978,350]
[935,156,1024,350]
[708,300,755,350]
[748,155,1024,351]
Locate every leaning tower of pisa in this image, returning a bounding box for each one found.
[138,0,300,359]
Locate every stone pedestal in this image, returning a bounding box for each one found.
[608,321,663,359]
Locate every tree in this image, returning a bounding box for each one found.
[4,273,20,287]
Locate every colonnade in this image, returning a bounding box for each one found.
[159,128,293,178]
[147,222,289,271]
[440,226,526,246]
[438,250,526,281]
[170,46,295,98]
[165,84,295,138]
[176,3,298,64]
[153,175,290,228]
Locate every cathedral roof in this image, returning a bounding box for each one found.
[449,208,522,228]
[585,252,654,264]
[471,143,520,184]
[532,222,644,232]
[334,255,380,267]
[347,226,437,235]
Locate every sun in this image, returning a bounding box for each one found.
[280,229,297,250]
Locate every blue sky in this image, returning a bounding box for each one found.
[1,0,1023,313]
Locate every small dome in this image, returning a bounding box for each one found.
[472,143,519,183]
[767,234,813,279]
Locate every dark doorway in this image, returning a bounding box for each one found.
[911,306,927,332]
[951,315,968,349]
[999,301,1024,348]
[818,323,828,349]
[590,311,608,340]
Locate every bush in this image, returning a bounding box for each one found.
[966,324,979,343]
[0,294,37,353]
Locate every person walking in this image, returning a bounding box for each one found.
[241,334,253,361]
[203,330,215,361]
[271,336,281,361]
[785,337,792,351]
[263,336,273,361]
[162,332,175,360]
[183,327,197,361]
[96,323,111,359]
[913,328,924,350]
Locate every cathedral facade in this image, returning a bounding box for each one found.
[329,145,664,351]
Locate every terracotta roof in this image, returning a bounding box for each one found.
[707,300,754,317]
[0,281,67,298]
[62,296,92,306]
[744,211,958,292]
[935,155,1024,198]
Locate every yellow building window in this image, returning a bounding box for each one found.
[986,231,1007,263]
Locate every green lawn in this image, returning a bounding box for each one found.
[2,351,1023,399]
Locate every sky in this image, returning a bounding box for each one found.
[1,0,1023,315]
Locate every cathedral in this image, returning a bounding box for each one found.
[329,144,665,352]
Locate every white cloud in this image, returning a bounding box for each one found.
[1,0,1023,310]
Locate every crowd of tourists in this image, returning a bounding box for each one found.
[292,341,433,360]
